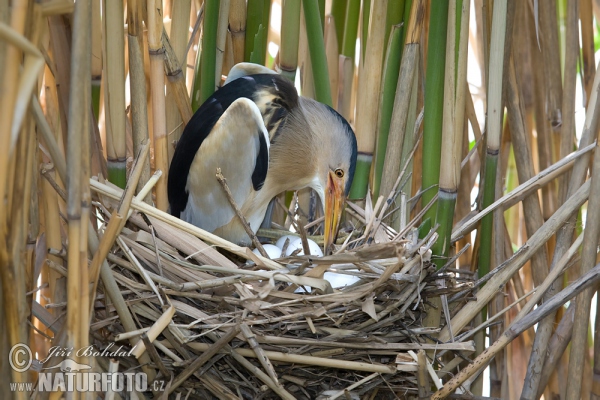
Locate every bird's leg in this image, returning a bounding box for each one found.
[215,168,269,258]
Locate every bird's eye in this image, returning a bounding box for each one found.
[335,169,344,178]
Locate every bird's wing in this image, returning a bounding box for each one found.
[168,74,298,218]
[179,98,270,238]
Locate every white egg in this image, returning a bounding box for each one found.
[324,271,361,288]
[275,235,299,250]
[283,238,323,257]
[252,244,283,259]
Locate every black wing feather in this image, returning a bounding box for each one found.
[168,74,298,217]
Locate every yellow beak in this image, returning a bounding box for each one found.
[324,171,345,254]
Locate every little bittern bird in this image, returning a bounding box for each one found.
[168,64,357,252]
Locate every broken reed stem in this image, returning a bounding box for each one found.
[200,0,220,102]
[214,0,231,87]
[147,0,169,211]
[439,179,591,342]
[102,0,127,188]
[131,305,175,359]
[240,323,281,386]
[216,168,269,257]
[168,324,241,394]
[127,0,152,203]
[88,141,150,311]
[432,260,600,399]
[165,0,191,162]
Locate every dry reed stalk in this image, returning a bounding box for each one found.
[229,0,246,65]
[505,58,556,398]
[102,0,127,188]
[216,168,268,257]
[162,29,194,126]
[433,260,600,399]
[580,0,596,103]
[379,0,424,205]
[439,179,590,342]
[565,144,600,398]
[64,0,91,390]
[278,0,301,81]
[0,2,29,240]
[324,15,339,110]
[215,0,231,86]
[165,0,191,162]
[132,305,176,358]
[434,0,470,263]
[147,0,169,211]
[185,342,398,374]
[451,142,596,242]
[556,0,579,205]
[351,0,387,197]
[88,141,150,309]
[526,6,555,220]
[538,0,562,133]
[240,323,281,386]
[298,5,314,98]
[168,325,241,394]
[127,0,152,203]
[40,164,64,307]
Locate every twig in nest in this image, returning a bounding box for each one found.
[216,168,268,258]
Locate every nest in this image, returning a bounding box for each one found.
[88,179,476,399]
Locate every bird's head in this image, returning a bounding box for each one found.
[298,99,357,253]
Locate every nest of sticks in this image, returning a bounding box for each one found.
[84,173,477,400]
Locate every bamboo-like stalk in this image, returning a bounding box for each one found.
[165,0,191,162]
[245,0,270,63]
[419,0,449,227]
[361,0,371,61]
[200,0,220,104]
[476,0,508,282]
[539,0,562,132]
[301,0,333,107]
[371,25,403,199]
[127,0,152,203]
[229,0,246,65]
[337,0,360,119]
[163,29,194,126]
[65,0,91,389]
[102,0,126,188]
[147,0,169,211]
[278,0,301,82]
[506,57,554,400]
[379,0,424,206]
[214,0,231,87]
[565,125,600,398]
[324,15,339,110]
[432,0,469,269]
[580,0,595,103]
[349,0,387,199]
[330,0,347,47]
[556,0,579,205]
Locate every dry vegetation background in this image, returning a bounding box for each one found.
[2,0,600,399]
